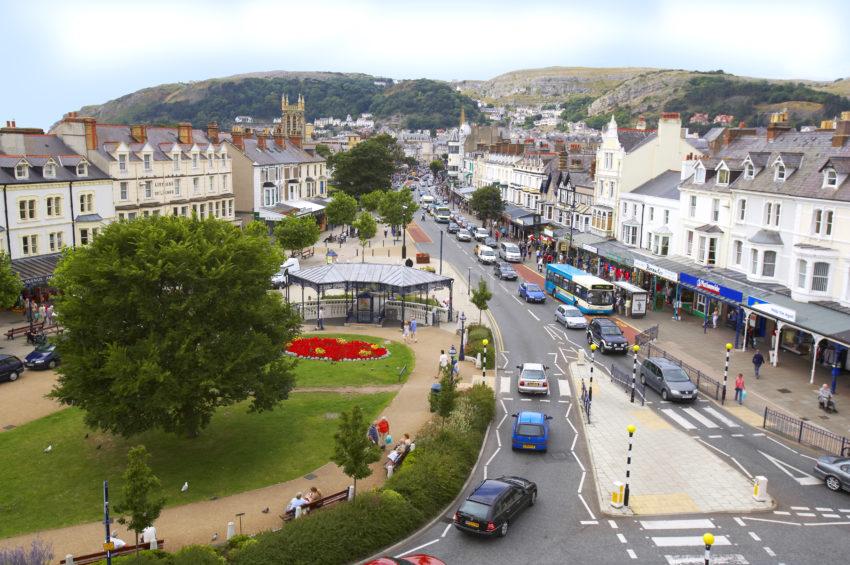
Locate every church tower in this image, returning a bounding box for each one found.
[279,93,305,148]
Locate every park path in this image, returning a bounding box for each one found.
[0,325,455,559]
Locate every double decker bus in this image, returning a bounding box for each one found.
[545,263,615,314]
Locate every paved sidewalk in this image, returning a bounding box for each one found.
[570,360,772,516]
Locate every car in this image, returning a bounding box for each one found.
[447,222,460,234]
[0,354,25,383]
[453,476,537,537]
[477,245,497,264]
[554,304,587,329]
[813,456,850,493]
[639,357,698,401]
[473,227,490,242]
[483,237,498,248]
[516,362,550,395]
[24,344,60,370]
[494,262,518,280]
[365,555,446,565]
[518,282,546,303]
[498,242,522,262]
[271,258,300,288]
[456,228,472,242]
[511,411,553,451]
[586,318,628,353]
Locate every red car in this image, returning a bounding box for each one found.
[365,554,446,565]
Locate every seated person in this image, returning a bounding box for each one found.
[304,486,322,504]
[285,492,309,513]
[818,384,835,410]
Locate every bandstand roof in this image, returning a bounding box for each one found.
[288,262,453,292]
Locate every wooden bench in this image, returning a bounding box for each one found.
[385,443,414,477]
[59,540,165,564]
[292,247,315,259]
[42,323,63,335]
[5,321,43,340]
[280,487,350,522]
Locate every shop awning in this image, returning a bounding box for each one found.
[568,232,607,250]
[595,240,636,267]
[12,253,62,287]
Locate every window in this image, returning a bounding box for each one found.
[143,154,152,172]
[707,237,717,265]
[717,168,730,185]
[689,195,697,217]
[737,199,746,221]
[43,163,56,178]
[223,174,229,191]
[208,176,214,192]
[775,164,786,182]
[173,153,180,172]
[663,209,670,225]
[209,153,216,170]
[173,206,179,216]
[79,193,94,213]
[762,250,776,277]
[813,209,833,236]
[21,234,38,256]
[694,166,705,184]
[15,163,28,179]
[80,228,89,245]
[192,154,198,169]
[623,225,638,246]
[193,177,200,193]
[118,154,127,173]
[686,230,693,255]
[174,178,181,197]
[651,234,669,256]
[604,152,612,170]
[228,200,233,216]
[120,181,128,200]
[797,259,807,288]
[648,207,654,221]
[144,181,152,199]
[712,198,720,222]
[215,201,221,217]
[750,249,759,274]
[698,236,706,262]
[46,196,62,217]
[764,202,781,226]
[622,202,628,215]
[812,262,830,292]
[824,169,837,188]
[744,163,754,179]
[200,203,206,218]
[734,240,743,265]
[49,232,63,252]
[19,199,36,220]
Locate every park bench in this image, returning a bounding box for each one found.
[280,487,351,523]
[385,443,414,477]
[59,539,165,564]
[5,321,43,340]
[292,247,315,259]
[42,323,64,335]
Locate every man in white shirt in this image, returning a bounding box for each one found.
[437,350,449,379]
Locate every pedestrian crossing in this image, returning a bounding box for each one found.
[497,376,571,397]
[659,406,741,432]
[637,519,749,565]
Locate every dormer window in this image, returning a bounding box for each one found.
[76,162,88,177]
[716,167,730,186]
[743,163,754,179]
[694,165,706,184]
[775,163,786,182]
[173,152,180,173]
[15,163,28,179]
[118,153,128,173]
[209,152,216,169]
[43,163,56,179]
[143,153,152,172]
[192,153,199,169]
[823,168,837,188]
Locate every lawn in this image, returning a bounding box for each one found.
[0,392,393,538]
[291,333,414,388]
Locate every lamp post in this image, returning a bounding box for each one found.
[587,343,597,422]
[703,532,714,565]
[103,480,113,565]
[623,424,636,507]
[721,342,733,405]
[631,344,640,403]
[482,338,489,380]
[401,204,409,260]
[459,311,467,361]
[467,266,472,296]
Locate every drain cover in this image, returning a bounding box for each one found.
[2,425,15,431]
[303,473,317,480]
[777,388,792,393]
[324,412,340,420]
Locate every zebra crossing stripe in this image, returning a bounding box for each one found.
[558,379,571,397]
[652,535,731,547]
[661,409,697,430]
[500,377,511,394]
[640,519,715,530]
[682,407,719,428]
[703,407,740,427]
[665,555,749,564]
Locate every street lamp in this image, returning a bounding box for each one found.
[630,344,640,403]
[623,424,636,507]
[721,342,733,405]
[703,532,714,565]
[482,338,489,380]
[587,343,597,422]
[401,204,409,260]
[459,311,467,361]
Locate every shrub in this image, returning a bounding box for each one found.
[171,545,225,564]
[91,551,168,565]
[0,539,53,565]
[463,383,496,433]
[465,324,495,369]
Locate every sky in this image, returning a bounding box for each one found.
[2,0,849,128]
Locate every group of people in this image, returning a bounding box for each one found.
[24,298,55,325]
[402,319,418,343]
[368,416,392,448]
[285,486,324,514]
[437,348,460,381]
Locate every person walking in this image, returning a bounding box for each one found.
[45,304,54,325]
[752,349,765,379]
[712,306,720,329]
[367,421,379,446]
[402,320,410,343]
[37,303,46,324]
[409,318,418,343]
[377,417,390,449]
[317,306,325,330]
[734,373,745,405]
[438,349,449,379]
[537,255,543,273]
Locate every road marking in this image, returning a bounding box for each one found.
[540,399,551,403]
[652,535,730,547]
[748,531,760,541]
[640,519,716,530]
[696,437,731,457]
[617,533,627,543]
[766,435,799,454]
[558,379,571,397]
[512,295,523,305]
[703,406,740,427]
[501,351,510,369]
[664,556,749,565]
[609,520,618,529]
[823,513,840,518]
[527,309,540,321]
[734,517,746,527]
[395,538,440,558]
[740,516,801,526]
[571,433,578,451]
[565,412,578,434]
[815,507,832,512]
[661,409,697,430]
[731,433,744,437]
[578,493,596,520]
[708,434,723,439]
[500,377,511,394]
[578,471,586,493]
[520,398,532,402]
[790,506,810,510]
[571,451,586,472]
[499,283,509,293]
[441,523,452,537]
[759,451,821,486]
[840,509,850,513]
[501,397,514,401]
[565,402,573,419]
[558,399,569,403]
[580,520,598,525]
[804,521,850,526]
[795,512,816,517]
[683,407,719,428]
[764,547,776,557]
[731,456,753,479]
[627,549,637,559]
[484,447,500,467]
[751,432,765,436]
[773,511,791,515]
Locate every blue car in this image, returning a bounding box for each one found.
[25,344,60,370]
[511,411,552,452]
[518,282,546,303]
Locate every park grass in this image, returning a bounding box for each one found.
[291,333,414,388]
[0,392,393,538]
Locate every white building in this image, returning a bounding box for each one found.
[617,170,681,256]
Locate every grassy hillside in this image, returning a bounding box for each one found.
[370,79,481,130]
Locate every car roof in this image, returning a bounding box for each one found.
[469,479,512,504]
[592,317,617,326]
[517,411,546,424]
[521,362,545,371]
[647,357,682,369]
[479,245,494,252]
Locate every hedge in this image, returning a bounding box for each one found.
[91,545,224,565]
[465,324,495,369]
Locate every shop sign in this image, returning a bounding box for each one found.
[543,228,554,238]
[634,259,678,282]
[680,272,743,302]
[747,296,797,322]
[582,244,597,254]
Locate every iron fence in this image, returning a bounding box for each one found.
[763,407,850,457]
[610,363,646,406]
[641,342,722,401]
[634,325,659,346]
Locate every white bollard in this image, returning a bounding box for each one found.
[610,481,625,508]
[752,475,768,502]
[226,521,236,540]
[577,348,587,366]
[347,484,355,500]
[475,352,482,369]
[64,556,74,565]
[294,506,303,519]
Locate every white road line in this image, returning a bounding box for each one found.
[571,433,578,451]
[652,536,731,547]
[565,402,573,419]
[527,309,540,321]
[733,517,746,527]
[512,295,523,305]
[497,412,508,428]
[609,520,618,529]
[485,447,500,466]
[395,539,440,558]
[520,398,532,402]
[501,351,510,369]
[664,555,748,565]
[790,506,810,510]
[703,406,740,427]
[495,430,501,448]
[578,471,586,494]
[751,432,765,437]
[683,407,719,428]
[696,437,731,458]
[540,399,551,403]
[565,412,578,434]
[571,451,586,472]
[661,409,697,430]
[580,520,598,525]
[617,533,627,543]
[731,457,753,479]
[774,511,791,515]
[501,397,514,401]
[627,550,637,560]
[764,547,776,557]
[741,516,801,526]
[840,509,850,513]
[760,452,821,486]
[441,523,452,538]
[748,531,761,541]
[708,434,723,439]
[804,521,850,526]
[640,519,716,530]
[766,435,799,454]
[823,513,840,518]
[795,512,816,517]
[558,379,571,397]
[499,284,509,293]
[558,399,569,403]
[731,433,744,437]
[578,493,596,520]
[500,376,511,394]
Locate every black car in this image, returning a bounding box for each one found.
[586,318,629,353]
[0,354,25,383]
[447,222,460,234]
[494,262,518,280]
[454,476,537,537]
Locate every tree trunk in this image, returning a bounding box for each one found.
[135,532,139,555]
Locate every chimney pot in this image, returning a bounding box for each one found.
[131,124,147,143]
[207,122,220,144]
[83,117,98,150]
[257,133,267,150]
[177,122,193,145]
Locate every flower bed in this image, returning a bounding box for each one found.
[286,337,389,361]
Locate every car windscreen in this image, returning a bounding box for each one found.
[522,369,546,380]
[526,284,541,292]
[516,424,544,437]
[35,344,54,353]
[503,243,519,252]
[663,368,691,382]
[459,499,491,519]
[600,326,622,336]
[482,250,495,256]
[563,308,582,317]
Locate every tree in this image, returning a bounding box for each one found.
[332,137,396,198]
[470,278,493,324]
[331,405,380,496]
[115,445,165,553]
[352,212,377,262]
[469,184,505,227]
[49,216,303,437]
[429,159,445,178]
[325,192,358,233]
[0,252,22,309]
[360,190,385,213]
[315,144,332,160]
[378,189,418,229]
[435,363,457,420]
[274,215,321,257]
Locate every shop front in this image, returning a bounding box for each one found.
[678,272,745,348]
[594,240,635,284]
[633,258,679,312]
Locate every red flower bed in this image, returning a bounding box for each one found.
[286,337,389,361]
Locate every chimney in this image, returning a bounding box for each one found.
[558,149,568,171]
[177,122,193,145]
[721,126,757,149]
[257,132,267,150]
[274,130,286,148]
[589,157,596,179]
[231,127,244,151]
[833,114,850,147]
[83,117,98,150]
[207,122,220,144]
[290,135,302,149]
[130,124,147,143]
[635,115,647,131]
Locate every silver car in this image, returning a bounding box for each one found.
[813,456,850,492]
[639,357,698,402]
[516,362,550,395]
[456,229,472,242]
[554,305,587,329]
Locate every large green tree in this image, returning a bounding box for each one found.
[378,190,418,229]
[325,192,358,233]
[429,159,445,177]
[352,212,377,263]
[360,190,385,213]
[470,278,493,324]
[274,215,321,257]
[469,184,505,227]
[331,405,380,496]
[0,252,22,309]
[116,445,166,553]
[49,216,302,437]
[332,137,396,198]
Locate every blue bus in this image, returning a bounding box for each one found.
[545,264,615,314]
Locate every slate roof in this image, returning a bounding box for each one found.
[619,129,657,153]
[748,229,783,245]
[685,137,709,153]
[0,132,109,184]
[746,151,772,168]
[75,213,103,223]
[11,253,62,286]
[288,263,453,291]
[93,124,224,162]
[695,224,723,234]
[819,156,850,174]
[630,170,681,200]
[223,135,324,166]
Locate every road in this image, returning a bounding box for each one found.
[388,194,850,564]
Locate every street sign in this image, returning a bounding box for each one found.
[103,542,115,551]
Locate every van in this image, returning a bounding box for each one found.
[499,242,521,263]
[477,245,497,264]
[421,195,435,205]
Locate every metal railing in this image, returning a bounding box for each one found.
[634,324,659,346]
[610,363,646,406]
[763,407,850,457]
[641,342,722,401]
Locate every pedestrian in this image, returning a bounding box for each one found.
[45,304,54,325]
[625,297,632,317]
[37,303,46,324]
[377,417,390,449]
[712,306,720,329]
[438,349,449,378]
[537,256,543,273]
[752,349,765,379]
[409,318,418,342]
[367,420,379,446]
[734,373,745,405]
[384,228,388,238]
[286,492,308,513]
[317,306,325,330]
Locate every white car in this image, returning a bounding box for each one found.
[516,362,550,395]
[271,258,300,288]
[473,227,490,242]
[498,242,522,262]
[555,304,587,329]
[476,245,497,264]
[456,229,473,242]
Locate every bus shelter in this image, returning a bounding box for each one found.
[612,280,648,318]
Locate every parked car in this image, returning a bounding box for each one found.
[483,237,498,248]
[453,476,537,537]
[456,228,473,242]
[511,411,552,451]
[24,344,60,370]
[498,242,522,262]
[477,245,497,264]
[518,282,546,303]
[494,262,518,280]
[554,304,587,329]
[813,456,850,493]
[473,227,490,242]
[271,258,300,288]
[639,357,698,401]
[447,222,460,234]
[0,354,25,383]
[516,362,550,395]
[586,318,628,354]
